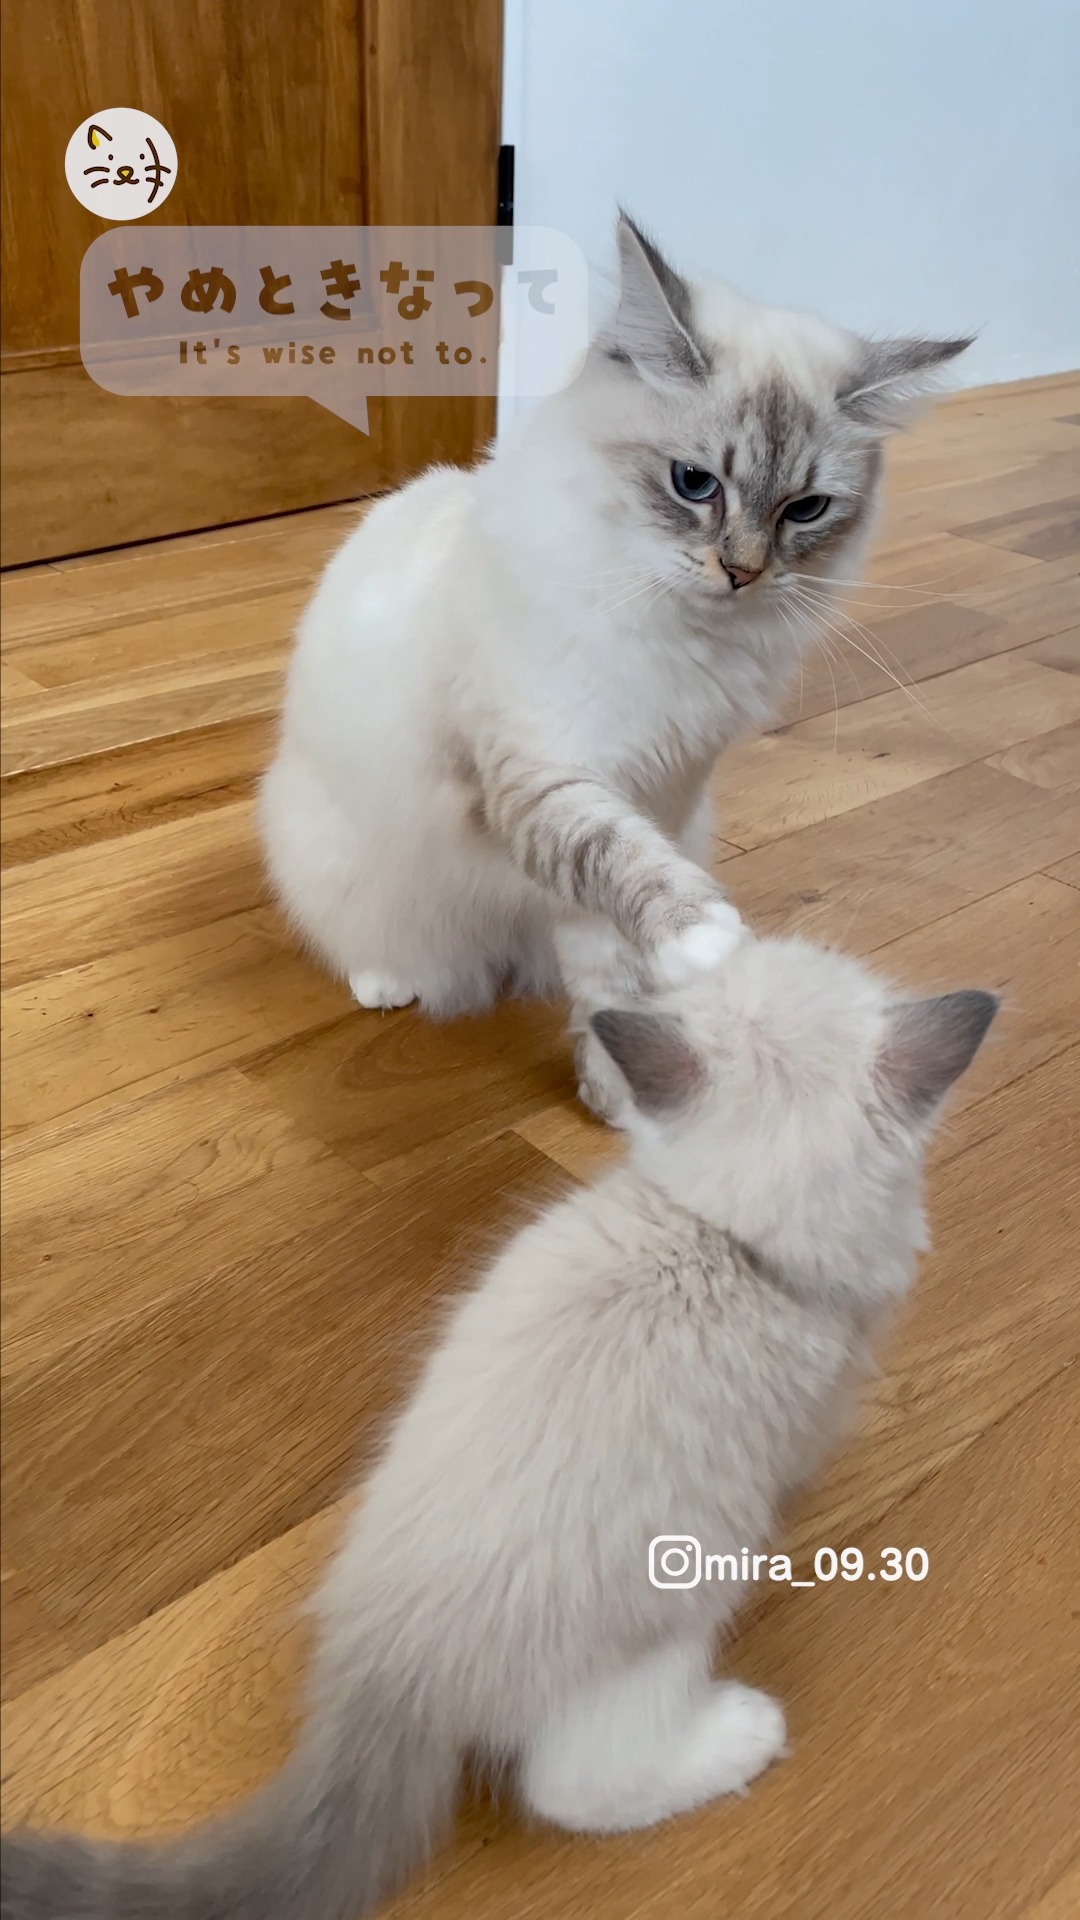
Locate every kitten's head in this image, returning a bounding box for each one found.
[583,213,970,616]
[590,937,996,1309]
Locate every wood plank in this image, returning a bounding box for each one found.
[0,660,43,698]
[886,447,1080,520]
[1044,852,1080,889]
[0,1568,74,1703]
[953,554,1078,632]
[953,495,1080,562]
[870,874,1080,1120]
[0,514,357,655]
[51,501,364,569]
[1023,1866,1080,1920]
[1,1135,565,1659]
[722,654,1080,848]
[1024,626,1079,674]
[0,566,104,647]
[866,531,1041,593]
[719,760,1080,956]
[42,514,360,626]
[0,647,285,775]
[0,908,352,1140]
[514,1103,624,1180]
[242,998,576,1187]
[0,803,266,989]
[0,1507,340,1816]
[0,1068,378,1380]
[987,721,1080,791]
[6,586,307,690]
[0,714,275,869]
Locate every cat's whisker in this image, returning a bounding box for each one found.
[780,587,926,710]
[786,586,944,731]
[772,602,809,718]
[807,632,848,747]
[788,588,913,701]
[555,569,659,595]
[789,572,961,602]
[833,606,945,717]
[796,587,930,705]
[776,601,844,735]
[785,598,895,727]
[806,630,843,745]
[778,598,859,745]
[794,584,955,642]
[823,589,952,617]
[565,571,672,637]
[568,566,659,586]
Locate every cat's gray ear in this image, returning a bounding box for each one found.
[838,335,974,429]
[601,212,711,387]
[590,1009,705,1115]
[878,990,998,1117]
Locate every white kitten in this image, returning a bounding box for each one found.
[1,938,997,1919]
[260,215,969,1094]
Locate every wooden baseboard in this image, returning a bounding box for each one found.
[0,361,494,566]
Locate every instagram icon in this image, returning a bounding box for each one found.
[649,1535,702,1588]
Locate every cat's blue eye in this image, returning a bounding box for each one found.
[671,461,721,504]
[781,494,831,524]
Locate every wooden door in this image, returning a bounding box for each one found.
[0,1,502,565]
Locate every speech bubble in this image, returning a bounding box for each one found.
[80,226,590,433]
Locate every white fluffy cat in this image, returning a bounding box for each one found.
[260,214,969,1095]
[1,938,997,1920]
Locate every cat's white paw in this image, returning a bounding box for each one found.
[651,900,746,990]
[576,1030,633,1129]
[691,1683,787,1795]
[348,969,417,1011]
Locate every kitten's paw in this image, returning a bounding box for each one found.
[576,1031,633,1129]
[348,969,418,1011]
[651,900,746,990]
[691,1683,787,1795]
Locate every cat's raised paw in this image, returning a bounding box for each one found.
[651,900,746,990]
[348,969,418,1011]
[576,1030,633,1129]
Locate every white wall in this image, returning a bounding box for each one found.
[502,0,1079,405]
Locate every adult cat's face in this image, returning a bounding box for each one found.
[588,216,969,612]
[603,364,883,606]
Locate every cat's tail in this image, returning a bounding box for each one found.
[0,1659,458,1920]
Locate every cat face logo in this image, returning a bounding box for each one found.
[65,109,178,220]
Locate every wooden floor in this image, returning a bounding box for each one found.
[2,375,1079,1919]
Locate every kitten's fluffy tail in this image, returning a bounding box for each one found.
[1,1663,457,1920]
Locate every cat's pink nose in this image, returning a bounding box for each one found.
[723,564,764,591]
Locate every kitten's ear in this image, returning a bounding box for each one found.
[87,123,113,150]
[878,990,998,1117]
[590,1009,705,1115]
[838,335,974,429]
[602,212,711,387]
